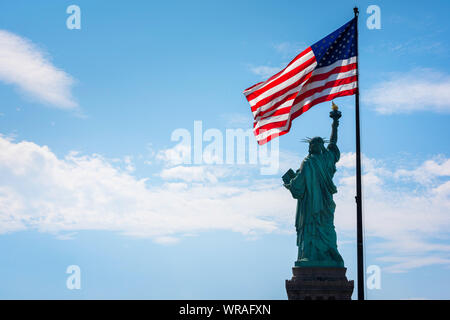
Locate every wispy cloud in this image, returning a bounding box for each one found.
[377,256,450,274]
[160,165,229,183]
[247,41,306,80]
[220,113,253,128]
[0,30,77,110]
[364,38,447,57]
[364,68,450,114]
[394,157,450,184]
[273,41,307,58]
[249,65,281,79]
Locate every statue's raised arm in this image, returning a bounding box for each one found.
[326,101,342,164]
[329,101,342,145]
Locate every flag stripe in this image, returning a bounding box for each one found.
[250,57,356,117]
[247,54,316,104]
[251,68,315,115]
[253,70,357,129]
[309,56,357,78]
[254,81,357,133]
[244,47,313,96]
[254,81,357,134]
[255,67,357,121]
[254,88,357,144]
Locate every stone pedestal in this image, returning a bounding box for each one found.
[286,267,354,300]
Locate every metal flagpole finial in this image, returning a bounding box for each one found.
[353,7,359,16]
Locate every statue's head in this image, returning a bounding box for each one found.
[303,136,327,155]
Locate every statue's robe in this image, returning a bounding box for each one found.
[287,143,344,267]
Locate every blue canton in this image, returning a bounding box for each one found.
[310,18,357,68]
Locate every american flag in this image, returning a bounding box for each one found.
[244,18,358,145]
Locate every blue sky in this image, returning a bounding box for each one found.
[0,0,449,299]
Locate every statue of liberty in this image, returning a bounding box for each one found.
[283,102,344,268]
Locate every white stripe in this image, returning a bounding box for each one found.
[254,68,356,119]
[248,59,316,106]
[254,80,357,132]
[254,112,291,130]
[250,56,355,112]
[303,68,357,92]
[312,56,357,76]
[252,56,358,142]
[254,73,357,129]
[254,98,294,120]
[248,61,317,107]
[254,127,283,142]
[251,75,311,117]
[291,81,357,116]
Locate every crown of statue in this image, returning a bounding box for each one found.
[301,137,330,144]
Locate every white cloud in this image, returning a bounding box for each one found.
[0,136,284,239]
[156,143,191,166]
[394,157,450,184]
[154,236,180,245]
[160,165,227,183]
[123,156,135,173]
[333,154,450,273]
[0,135,449,273]
[0,30,77,109]
[364,68,450,114]
[220,113,253,128]
[336,152,356,168]
[247,41,307,80]
[273,41,307,58]
[377,256,450,274]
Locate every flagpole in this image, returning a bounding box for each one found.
[353,6,365,301]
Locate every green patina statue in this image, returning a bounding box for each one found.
[283,102,344,268]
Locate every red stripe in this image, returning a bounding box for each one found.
[257,75,357,121]
[292,75,357,112]
[244,81,263,93]
[255,130,289,145]
[290,88,357,123]
[244,47,313,94]
[250,70,314,113]
[261,47,312,83]
[254,119,289,135]
[309,63,357,82]
[254,119,288,132]
[254,87,357,136]
[246,56,316,102]
[252,63,356,116]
